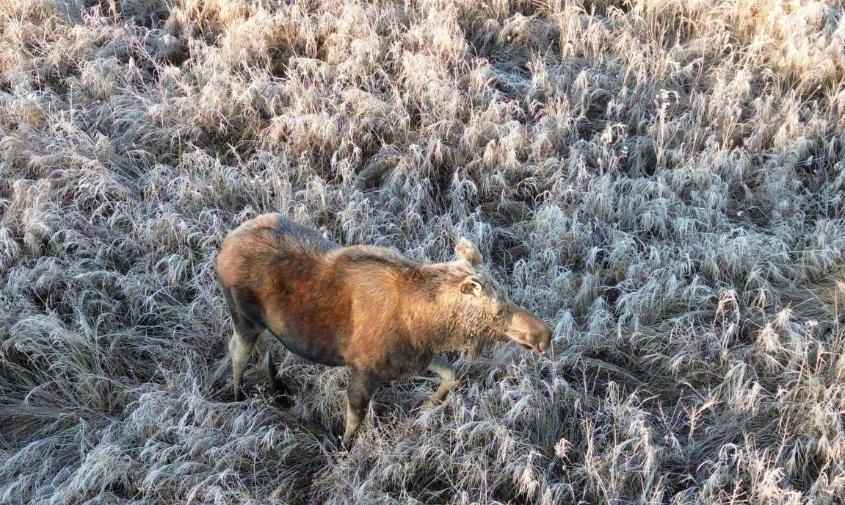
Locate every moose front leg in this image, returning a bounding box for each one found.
[343,371,377,447]
[426,355,456,406]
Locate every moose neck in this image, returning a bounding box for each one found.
[399,266,490,353]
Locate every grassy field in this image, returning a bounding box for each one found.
[2,0,845,503]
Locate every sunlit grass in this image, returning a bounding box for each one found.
[1,0,844,503]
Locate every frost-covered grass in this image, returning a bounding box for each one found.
[2,0,845,503]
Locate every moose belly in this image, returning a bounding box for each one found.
[269,328,345,366]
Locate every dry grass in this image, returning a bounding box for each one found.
[2,0,845,503]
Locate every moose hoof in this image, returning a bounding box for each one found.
[425,397,444,409]
[341,434,356,450]
[268,377,286,394]
[271,394,293,408]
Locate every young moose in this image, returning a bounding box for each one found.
[215,214,551,446]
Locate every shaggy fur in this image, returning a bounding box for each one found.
[2,0,845,503]
[216,213,549,444]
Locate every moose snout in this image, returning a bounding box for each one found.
[507,310,553,354]
[536,324,552,353]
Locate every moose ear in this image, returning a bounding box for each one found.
[460,277,483,297]
[455,238,482,266]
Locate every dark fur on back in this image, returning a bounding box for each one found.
[273,215,339,253]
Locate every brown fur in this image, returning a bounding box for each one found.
[215,213,552,445]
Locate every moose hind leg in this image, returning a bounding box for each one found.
[343,371,377,448]
[427,355,456,406]
[229,330,256,402]
[222,286,264,401]
[255,331,287,400]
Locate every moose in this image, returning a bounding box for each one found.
[215,213,552,446]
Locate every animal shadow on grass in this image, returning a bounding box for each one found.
[206,352,454,450]
[206,354,295,408]
[208,355,379,450]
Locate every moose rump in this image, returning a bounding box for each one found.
[215,214,348,396]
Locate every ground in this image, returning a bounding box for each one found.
[2,0,845,503]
